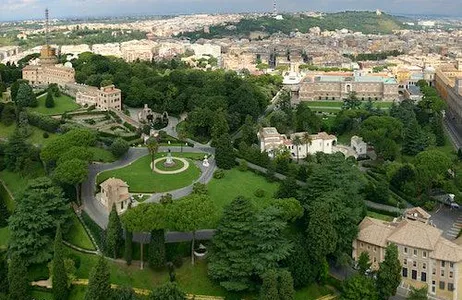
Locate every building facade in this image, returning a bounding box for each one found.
[435,62,462,124]
[99,178,131,214]
[299,73,399,101]
[353,207,462,300]
[65,83,122,111]
[257,127,337,159]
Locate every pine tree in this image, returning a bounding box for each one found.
[432,114,445,147]
[215,133,235,170]
[45,92,55,108]
[4,129,30,172]
[14,83,36,108]
[402,119,425,156]
[376,244,401,300]
[208,196,256,292]
[84,256,111,300]
[275,176,299,199]
[260,269,279,300]
[148,229,166,269]
[8,254,29,300]
[278,270,295,300]
[124,230,133,266]
[106,204,123,258]
[52,224,69,300]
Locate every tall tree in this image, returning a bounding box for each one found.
[402,119,426,156]
[208,196,256,292]
[148,229,166,269]
[124,229,133,266]
[215,133,235,170]
[284,233,316,288]
[84,256,111,300]
[167,195,216,265]
[110,138,130,158]
[275,176,299,199]
[147,138,159,173]
[407,287,428,300]
[148,282,185,300]
[301,132,312,157]
[306,201,337,261]
[4,129,30,172]
[292,136,302,162]
[52,225,69,300]
[53,158,88,202]
[14,83,37,109]
[106,204,124,258]
[260,270,279,300]
[111,286,138,300]
[0,196,9,228]
[7,254,29,300]
[278,270,295,300]
[341,274,378,300]
[211,109,229,147]
[357,251,371,275]
[376,244,401,300]
[8,177,71,264]
[45,92,55,108]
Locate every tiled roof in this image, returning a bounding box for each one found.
[100,177,129,189]
[387,220,442,251]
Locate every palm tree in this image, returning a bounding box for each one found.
[302,132,312,158]
[147,138,159,173]
[293,136,302,163]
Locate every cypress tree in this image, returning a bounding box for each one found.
[215,133,235,170]
[45,92,55,108]
[148,229,166,269]
[52,224,69,300]
[8,254,29,300]
[106,204,123,259]
[260,269,279,300]
[402,119,425,156]
[124,229,133,266]
[84,256,111,300]
[278,270,295,300]
[376,244,401,300]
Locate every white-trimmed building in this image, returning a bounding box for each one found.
[66,83,122,111]
[99,178,131,214]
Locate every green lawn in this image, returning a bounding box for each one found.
[155,158,185,171]
[89,147,116,163]
[367,211,394,221]
[0,123,58,146]
[0,161,45,201]
[30,93,80,115]
[294,283,332,300]
[97,153,201,193]
[64,212,96,251]
[32,286,86,300]
[0,227,10,250]
[207,168,279,212]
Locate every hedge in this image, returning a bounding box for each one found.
[367,206,401,217]
[108,110,122,123]
[123,122,137,132]
[98,130,140,142]
[81,211,106,254]
[27,111,60,133]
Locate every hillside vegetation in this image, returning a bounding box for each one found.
[181,11,409,40]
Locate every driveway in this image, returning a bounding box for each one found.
[431,204,462,240]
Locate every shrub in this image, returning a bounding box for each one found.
[87,104,96,112]
[238,160,248,172]
[27,111,60,132]
[254,189,265,198]
[110,138,130,158]
[213,169,225,179]
[123,122,137,132]
[192,182,208,195]
[42,132,49,139]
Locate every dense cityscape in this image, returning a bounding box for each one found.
[2,2,462,300]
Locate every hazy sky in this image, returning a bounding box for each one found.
[1,0,461,21]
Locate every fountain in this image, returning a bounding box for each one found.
[163,149,176,168]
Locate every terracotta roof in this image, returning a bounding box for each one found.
[357,217,395,248]
[405,207,431,220]
[431,238,462,262]
[290,131,337,141]
[387,219,442,251]
[100,177,129,189]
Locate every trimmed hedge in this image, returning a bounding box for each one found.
[367,206,400,217]
[81,211,106,254]
[97,130,140,142]
[123,122,137,132]
[27,111,60,133]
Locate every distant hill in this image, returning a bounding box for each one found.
[181,11,410,40]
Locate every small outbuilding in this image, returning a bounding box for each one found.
[99,177,131,214]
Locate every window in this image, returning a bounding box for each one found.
[423,263,426,269]
[448,283,454,291]
[433,268,436,275]
[403,259,407,266]
[413,261,417,268]
[402,268,408,278]
[421,272,427,282]
[121,201,124,210]
[449,271,453,279]
[442,261,446,268]
[414,249,418,256]
[432,281,436,294]
[404,247,408,254]
[374,257,377,263]
[441,270,445,277]
[373,247,377,252]
[423,251,427,258]
[412,270,417,280]
[450,262,454,268]
[440,281,445,290]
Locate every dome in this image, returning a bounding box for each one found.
[64,61,73,68]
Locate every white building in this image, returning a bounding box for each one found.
[257,127,337,159]
[99,178,131,214]
[65,83,122,111]
[351,136,368,157]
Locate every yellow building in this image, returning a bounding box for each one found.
[353,207,462,300]
[435,62,462,123]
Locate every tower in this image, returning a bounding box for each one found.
[273,0,277,15]
[40,8,58,65]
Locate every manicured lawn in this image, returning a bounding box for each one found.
[155,158,185,171]
[32,286,86,300]
[97,153,201,193]
[31,93,80,115]
[64,212,96,251]
[0,161,45,201]
[294,283,332,300]
[0,227,10,250]
[0,123,58,146]
[367,211,394,221]
[0,180,14,212]
[207,168,279,212]
[89,147,116,163]
[31,290,54,300]
[175,260,228,296]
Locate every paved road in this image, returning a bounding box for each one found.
[82,146,215,229]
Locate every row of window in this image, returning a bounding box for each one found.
[432,280,455,293]
[403,246,428,259]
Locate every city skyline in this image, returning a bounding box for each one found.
[1,0,462,22]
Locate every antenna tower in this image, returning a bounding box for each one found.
[45,8,49,46]
[273,0,277,15]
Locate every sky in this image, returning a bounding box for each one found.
[0,0,461,21]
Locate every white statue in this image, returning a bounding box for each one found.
[202,155,210,168]
[164,149,175,167]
